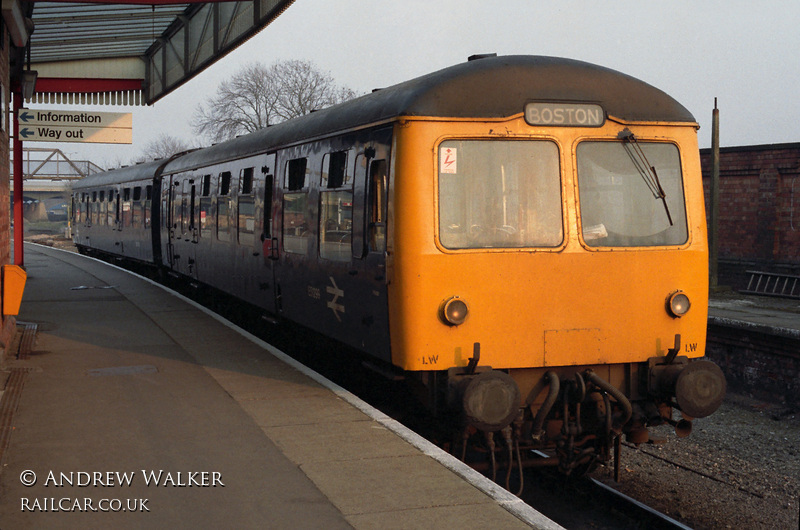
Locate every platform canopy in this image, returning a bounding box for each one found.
[14,0,295,105]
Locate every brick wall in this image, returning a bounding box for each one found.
[706,324,800,408]
[701,143,800,287]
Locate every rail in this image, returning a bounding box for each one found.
[742,270,800,299]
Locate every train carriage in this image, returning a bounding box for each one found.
[72,55,726,476]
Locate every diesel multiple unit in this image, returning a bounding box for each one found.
[72,55,726,476]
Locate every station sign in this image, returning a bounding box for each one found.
[17,109,132,144]
[524,102,605,127]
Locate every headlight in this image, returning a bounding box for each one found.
[667,291,691,318]
[440,296,468,326]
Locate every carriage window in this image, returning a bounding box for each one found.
[282,192,310,255]
[238,197,255,245]
[145,186,152,228]
[217,199,230,241]
[99,196,107,226]
[264,174,274,237]
[577,141,687,247]
[122,188,133,228]
[322,151,349,189]
[319,151,353,261]
[201,175,211,196]
[132,187,143,227]
[286,158,307,190]
[90,194,98,224]
[239,167,254,195]
[200,196,212,237]
[438,140,562,249]
[108,191,116,225]
[219,172,231,195]
[319,191,353,261]
[99,191,105,202]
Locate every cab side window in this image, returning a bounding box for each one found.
[368,159,387,252]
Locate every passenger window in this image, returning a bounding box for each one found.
[133,186,142,201]
[180,181,189,235]
[189,184,196,232]
[99,197,107,226]
[319,151,353,261]
[201,175,211,197]
[286,158,307,190]
[322,151,348,189]
[238,167,255,245]
[238,196,255,246]
[217,172,232,241]
[240,167,254,195]
[91,192,98,224]
[145,185,152,229]
[108,191,116,226]
[219,172,231,195]
[368,160,388,252]
[282,192,310,255]
[122,188,132,228]
[217,199,230,241]
[264,174,274,237]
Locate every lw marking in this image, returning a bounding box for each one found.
[685,343,698,353]
[326,276,345,321]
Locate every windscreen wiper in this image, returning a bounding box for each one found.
[618,128,673,226]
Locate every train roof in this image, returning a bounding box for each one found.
[72,158,169,190]
[76,55,697,184]
[164,55,694,173]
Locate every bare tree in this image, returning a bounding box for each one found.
[191,59,358,143]
[272,59,359,121]
[135,133,194,163]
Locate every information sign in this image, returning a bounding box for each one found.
[17,109,132,144]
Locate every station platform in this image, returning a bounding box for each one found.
[0,244,558,529]
[708,289,800,339]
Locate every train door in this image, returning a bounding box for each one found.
[272,151,315,320]
[168,176,199,278]
[258,155,278,313]
[112,188,122,251]
[161,176,175,268]
[165,175,177,268]
[355,150,392,359]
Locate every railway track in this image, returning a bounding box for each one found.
[499,450,696,529]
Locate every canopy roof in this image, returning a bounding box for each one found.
[17,0,295,105]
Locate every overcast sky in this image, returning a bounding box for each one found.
[30,0,800,168]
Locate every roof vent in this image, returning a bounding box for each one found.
[468,53,497,61]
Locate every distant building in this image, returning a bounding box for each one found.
[701,142,800,289]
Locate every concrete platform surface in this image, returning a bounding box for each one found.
[709,290,800,338]
[0,244,558,529]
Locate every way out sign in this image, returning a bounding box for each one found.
[17,109,132,144]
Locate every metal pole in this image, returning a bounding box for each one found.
[709,99,720,289]
[12,87,24,267]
